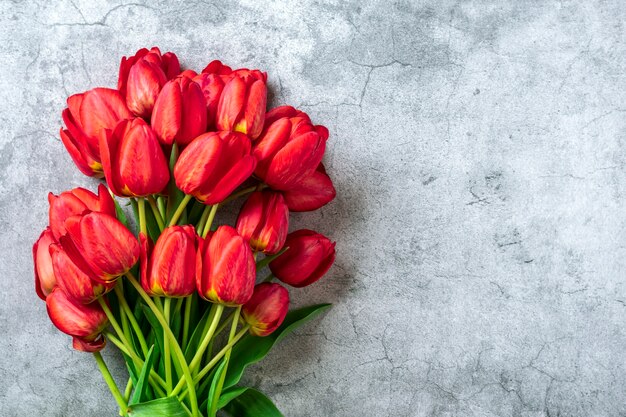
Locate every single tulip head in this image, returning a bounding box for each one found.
[253,106,329,190]
[33,228,57,300]
[236,190,289,254]
[118,47,180,118]
[282,164,336,212]
[242,282,289,337]
[151,75,207,145]
[48,184,116,240]
[174,131,256,205]
[269,229,336,287]
[60,88,132,177]
[51,237,114,304]
[64,212,140,283]
[196,225,256,306]
[100,118,170,197]
[46,287,108,352]
[216,68,267,139]
[141,226,198,297]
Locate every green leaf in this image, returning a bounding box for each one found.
[127,396,190,417]
[222,388,283,417]
[205,359,227,415]
[140,305,166,379]
[183,305,213,363]
[223,304,331,390]
[114,198,130,228]
[217,386,249,409]
[143,201,162,242]
[129,345,155,405]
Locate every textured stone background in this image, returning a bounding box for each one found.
[1,0,625,416]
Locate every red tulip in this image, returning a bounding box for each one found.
[60,88,132,176]
[46,287,108,352]
[253,107,329,190]
[269,229,335,287]
[64,212,140,283]
[33,228,57,300]
[118,47,180,116]
[151,76,207,145]
[51,238,113,304]
[236,190,289,254]
[282,164,336,212]
[196,225,256,306]
[242,283,289,336]
[216,68,267,139]
[174,131,256,205]
[141,226,198,297]
[48,184,116,240]
[100,118,170,197]
[193,65,231,130]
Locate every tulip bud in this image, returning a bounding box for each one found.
[151,76,207,145]
[60,88,132,177]
[269,229,336,287]
[51,237,113,304]
[236,190,289,254]
[174,131,256,205]
[216,69,267,139]
[253,107,329,190]
[118,47,180,117]
[141,226,198,297]
[282,164,336,212]
[64,212,140,283]
[100,118,170,197]
[33,228,57,300]
[46,287,108,352]
[242,283,289,336]
[196,225,256,306]
[48,184,116,240]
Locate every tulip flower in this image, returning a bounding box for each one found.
[100,118,170,197]
[269,229,336,287]
[196,225,256,306]
[174,131,256,205]
[33,228,57,300]
[193,70,230,130]
[236,190,289,254]
[46,287,109,352]
[51,238,113,304]
[282,164,336,212]
[253,107,329,190]
[64,212,140,283]
[216,68,267,139]
[60,88,132,176]
[151,76,207,145]
[242,283,289,337]
[141,226,198,297]
[118,47,180,117]
[48,184,116,240]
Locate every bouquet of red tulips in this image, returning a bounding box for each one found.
[32,47,336,417]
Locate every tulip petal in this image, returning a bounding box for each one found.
[217,76,245,132]
[33,228,57,300]
[177,80,207,144]
[152,80,182,145]
[46,287,108,341]
[80,88,132,140]
[204,155,256,205]
[243,79,267,139]
[266,131,326,190]
[174,133,223,198]
[283,168,336,212]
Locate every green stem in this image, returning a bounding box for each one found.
[147,195,165,231]
[137,198,147,236]
[93,352,128,416]
[124,378,133,402]
[181,296,193,350]
[209,306,240,416]
[262,273,274,283]
[126,272,199,417]
[188,304,224,373]
[164,297,173,394]
[201,204,219,238]
[98,298,131,349]
[255,246,289,270]
[169,195,192,227]
[196,205,211,233]
[220,185,259,205]
[157,196,166,220]
[114,284,149,358]
[174,325,250,399]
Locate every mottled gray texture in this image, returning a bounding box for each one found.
[1,0,625,416]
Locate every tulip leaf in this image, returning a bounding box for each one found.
[203,359,227,414]
[140,305,166,379]
[114,198,130,228]
[130,345,155,405]
[217,386,250,409]
[143,203,162,242]
[127,396,190,417]
[222,388,283,417]
[223,304,331,390]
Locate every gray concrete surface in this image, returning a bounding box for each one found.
[1,0,625,416]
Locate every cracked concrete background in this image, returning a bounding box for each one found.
[1,0,625,416]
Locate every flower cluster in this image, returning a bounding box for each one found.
[33,47,336,417]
